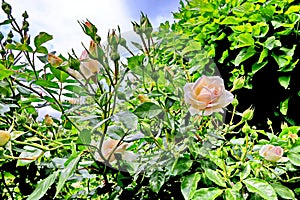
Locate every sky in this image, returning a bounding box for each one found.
[2,0,180,55]
[1,0,180,120]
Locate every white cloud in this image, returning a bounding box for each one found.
[6,0,132,55]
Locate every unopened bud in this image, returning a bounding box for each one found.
[47,54,63,67]
[22,11,28,19]
[138,94,150,103]
[242,106,254,121]
[110,50,120,61]
[2,2,12,15]
[0,130,10,146]
[108,29,119,49]
[231,76,245,91]
[88,40,98,58]
[242,122,251,134]
[231,98,239,107]
[44,114,54,126]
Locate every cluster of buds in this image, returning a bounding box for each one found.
[132,12,153,39]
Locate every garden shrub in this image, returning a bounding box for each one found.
[158,0,300,131]
[0,0,299,199]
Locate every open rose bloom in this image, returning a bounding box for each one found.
[184,75,234,116]
[259,144,284,162]
[93,138,136,163]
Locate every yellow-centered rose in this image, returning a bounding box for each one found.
[184,75,234,116]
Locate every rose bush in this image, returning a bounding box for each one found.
[184,75,234,116]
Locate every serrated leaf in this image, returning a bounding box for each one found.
[27,171,58,200]
[181,173,201,200]
[134,102,163,118]
[204,168,226,187]
[55,155,81,197]
[193,188,223,200]
[243,178,277,200]
[149,171,165,193]
[271,182,295,199]
[34,32,53,47]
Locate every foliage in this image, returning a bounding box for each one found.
[157,0,300,131]
[0,0,299,200]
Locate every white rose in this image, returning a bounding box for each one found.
[184,75,234,116]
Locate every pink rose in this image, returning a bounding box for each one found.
[259,144,283,162]
[184,75,234,116]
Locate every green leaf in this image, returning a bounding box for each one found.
[193,188,223,200]
[181,173,201,200]
[278,76,290,89]
[236,33,255,48]
[280,98,289,115]
[55,155,81,197]
[50,66,69,82]
[240,162,251,180]
[113,111,138,130]
[34,32,53,47]
[243,178,277,200]
[78,129,91,145]
[252,61,267,74]
[27,171,58,200]
[107,125,125,140]
[287,152,300,166]
[149,171,165,193]
[258,49,268,64]
[284,5,300,14]
[35,45,48,54]
[220,16,246,25]
[224,188,243,200]
[232,2,254,16]
[264,36,281,50]
[181,41,202,56]
[0,64,14,80]
[33,80,59,89]
[134,102,163,118]
[5,43,33,52]
[171,157,193,176]
[234,47,256,66]
[17,146,44,166]
[271,182,295,199]
[127,54,145,76]
[204,168,226,187]
[63,85,85,94]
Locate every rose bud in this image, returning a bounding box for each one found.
[44,114,54,126]
[0,130,10,146]
[47,54,63,67]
